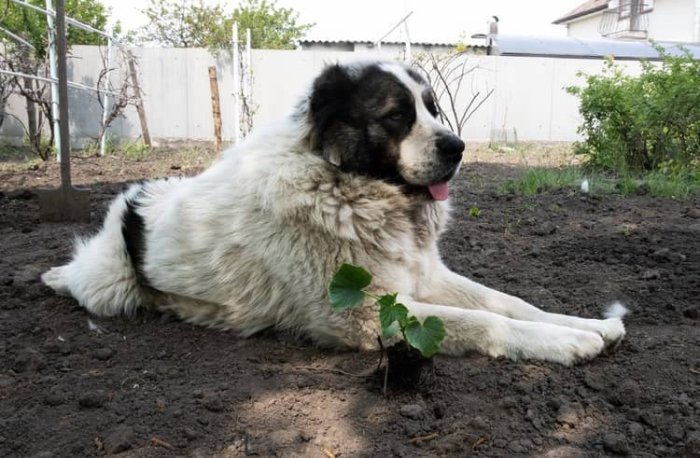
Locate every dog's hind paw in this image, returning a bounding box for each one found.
[41,266,71,296]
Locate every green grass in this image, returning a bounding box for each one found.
[500,166,700,199]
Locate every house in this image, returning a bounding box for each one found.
[553,0,700,42]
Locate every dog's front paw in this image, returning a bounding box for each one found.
[506,322,605,366]
[596,318,626,351]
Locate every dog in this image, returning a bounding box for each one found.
[42,60,627,365]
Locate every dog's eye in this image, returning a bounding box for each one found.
[384,111,406,122]
[424,100,439,117]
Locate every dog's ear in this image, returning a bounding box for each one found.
[309,64,355,166]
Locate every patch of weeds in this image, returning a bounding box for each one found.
[119,141,151,161]
[499,167,584,195]
[500,166,700,199]
[0,156,43,173]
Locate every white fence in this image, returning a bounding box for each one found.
[0,45,645,147]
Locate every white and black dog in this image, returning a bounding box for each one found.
[42,60,627,365]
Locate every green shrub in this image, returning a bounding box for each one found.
[568,45,700,174]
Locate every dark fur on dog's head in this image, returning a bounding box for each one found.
[306,61,465,200]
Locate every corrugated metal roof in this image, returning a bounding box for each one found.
[298,39,461,47]
[491,35,700,60]
[553,0,609,25]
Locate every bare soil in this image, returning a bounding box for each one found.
[1,147,698,457]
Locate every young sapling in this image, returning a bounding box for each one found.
[328,263,446,390]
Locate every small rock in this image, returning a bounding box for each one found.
[583,371,605,391]
[399,404,425,420]
[682,431,700,457]
[93,347,114,361]
[684,208,700,219]
[652,248,686,263]
[433,403,446,419]
[611,380,642,407]
[13,348,46,373]
[556,403,583,427]
[641,269,661,280]
[43,390,66,406]
[202,395,224,413]
[668,424,686,442]
[79,389,108,408]
[43,338,72,355]
[603,433,629,455]
[542,446,588,458]
[104,426,136,454]
[403,420,421,438]
[627,422,644,436]
[468,416,488,430]
[533,222,557,236]
[183,427,198,441]
[0,375,16,388]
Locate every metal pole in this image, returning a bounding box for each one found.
[55,0,71,187]
[246,28,252,104]
[404,19,411,61]
[232,22,240,144]
[45,0,61,161]
[100,25,113,156]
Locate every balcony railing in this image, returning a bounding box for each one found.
[599,0,653,39]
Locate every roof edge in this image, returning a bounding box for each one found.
[553,3,608,25]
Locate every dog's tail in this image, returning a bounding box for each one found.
[41,184,152,317]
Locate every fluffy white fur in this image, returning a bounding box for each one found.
[42,61,627,365]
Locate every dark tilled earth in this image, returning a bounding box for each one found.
[1,154,699,457]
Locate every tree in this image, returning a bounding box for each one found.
[0,0,110,158]
[231,0,313,50]
[134,0,313,49]
[412,51,494,138]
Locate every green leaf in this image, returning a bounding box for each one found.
[404,316,446,358]
[382,321,401,338]
[328,264,371,311]
[378,295,408,337]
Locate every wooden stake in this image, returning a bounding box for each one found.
[208,66,222,153]
[127,53,151,147]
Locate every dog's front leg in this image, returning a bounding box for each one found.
[397,297,605,365]
[418,265,627,349]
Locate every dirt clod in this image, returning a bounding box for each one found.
[93,347,113,361]
[603,433,629,455]
[399,403,425,420]
[104,426,136,454]
[78,390,108,408]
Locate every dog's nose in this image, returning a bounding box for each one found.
[436,134,465,159]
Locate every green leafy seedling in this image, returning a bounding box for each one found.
[328,264,446,358]
[469,206,481,218]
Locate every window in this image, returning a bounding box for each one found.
[619,0,653,20]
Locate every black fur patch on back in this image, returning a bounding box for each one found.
[121,192,150,287]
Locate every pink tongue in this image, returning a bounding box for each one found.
[428,182,449,201]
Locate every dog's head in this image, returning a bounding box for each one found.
[307,61,464,201]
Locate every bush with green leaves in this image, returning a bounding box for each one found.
[568,45,700,174]
[328,264,446,358]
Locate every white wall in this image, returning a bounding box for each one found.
[647,0,696,42]
[567,14,605,39]
[0,46,647,146]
